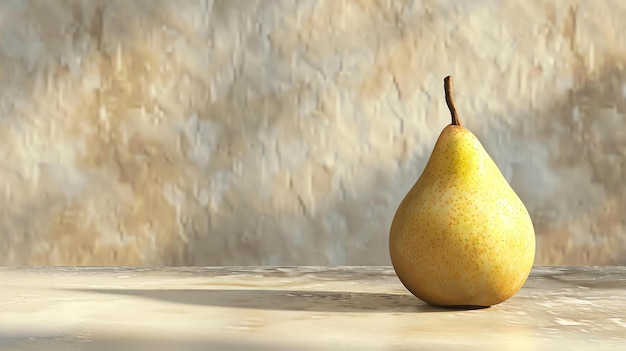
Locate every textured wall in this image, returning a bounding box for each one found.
[1,0,625,266]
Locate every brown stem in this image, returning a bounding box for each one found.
[444,75,461,126]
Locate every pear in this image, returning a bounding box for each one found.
[389,76,536,308]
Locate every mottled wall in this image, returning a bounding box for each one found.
[1,0,625,266]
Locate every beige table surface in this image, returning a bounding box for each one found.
[0,266,625,350]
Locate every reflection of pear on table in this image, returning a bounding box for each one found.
[389,76,536,308]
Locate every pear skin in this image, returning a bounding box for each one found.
[389,76,536,308]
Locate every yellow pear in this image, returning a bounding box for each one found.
[389,76,536,308]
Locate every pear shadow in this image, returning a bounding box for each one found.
[1,332,302,351]
[431,304,490,310]
[69,288,481,313]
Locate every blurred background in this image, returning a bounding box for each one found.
[0,0,624,266]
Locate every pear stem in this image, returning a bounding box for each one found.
[444,76,461,126]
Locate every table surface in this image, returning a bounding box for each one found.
[1,266,625,351]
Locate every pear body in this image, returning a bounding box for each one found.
[389,124,535,307]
